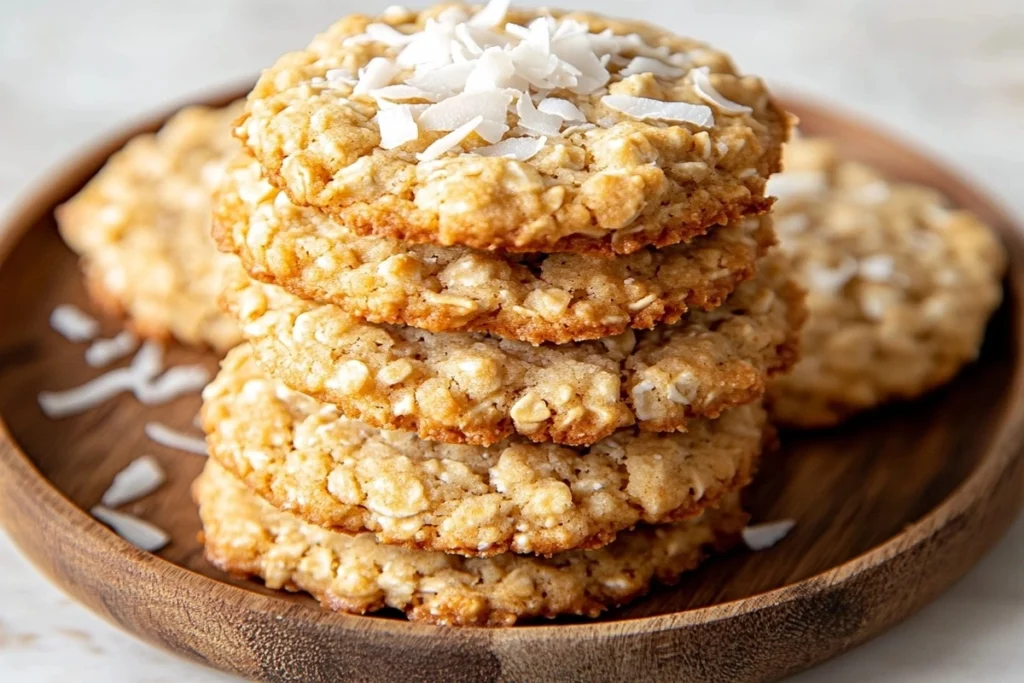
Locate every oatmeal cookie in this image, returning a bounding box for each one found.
[236,3,790,255]
[195,461,747,625]
[221,253,803,446]
[215,154,775,344]
[767,138,1006,427]
[56,103,244,351]
[201,344,765,556]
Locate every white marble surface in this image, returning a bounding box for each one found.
[0,1,1022,680]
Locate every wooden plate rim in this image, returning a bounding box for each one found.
[0,88,1022,645]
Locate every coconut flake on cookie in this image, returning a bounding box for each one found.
[337,0,739,157]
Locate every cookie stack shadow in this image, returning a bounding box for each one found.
[194,5,802,626]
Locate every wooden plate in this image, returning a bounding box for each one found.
[0,90,1021,683]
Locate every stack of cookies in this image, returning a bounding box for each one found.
[197,1,801,625]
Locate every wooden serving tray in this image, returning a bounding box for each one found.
[0,90,1021,683]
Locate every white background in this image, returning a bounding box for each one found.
[1,1,1022,680]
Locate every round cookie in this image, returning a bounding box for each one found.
[56,103,244,351]
[215,154,775,344]
[220,253,804,446]
[767,138,1007,427]
[236,3,790,255]
[195,461,748,626]
[201,344,766,556]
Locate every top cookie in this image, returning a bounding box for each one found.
[767,138,1007,427]
[214,153,775,344]
[236,2,790,255]
[56,102,244,351]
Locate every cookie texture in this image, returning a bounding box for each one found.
[215,154,775,344]
[201,344,765,556]
[196,461,747,625]
[767,138,1006,427]
[236,4,790,255]
[221,253,804,446]
[56,102,244,351]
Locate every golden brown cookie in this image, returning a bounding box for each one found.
[201,344,766,556]
[215,154,775,344]
[56,103,244,351]
[221,253,804,446]
[236,3,790,255]
[195,460,747,625]
[767,138,1006,427]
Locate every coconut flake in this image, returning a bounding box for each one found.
[370,84,436,101]
[537,97,586,122]
[85,330,139,368]
[354,57,400,94]
[135,365,211,405]
[38,368,136,419]
[417,115,484,161]
[407,61,476,98]
[131,340,165,382]
[619,56,685,79]
[475,136,546,160]
[601,95,714,126]
[145,422,207,456]
[805,258,858,294]
[325,68,357,86]
[690,66,752,114]
[464,47,520,92]
[375,105,421,149]
[419,90,511,141]
[470,0,511,29]
[50,304,100,342]
[766,171,828,201]
[101,455,166,508]
[743,519,796,551]
[91,505,169,552]
[365,22,416,47]
[516,94,563,135]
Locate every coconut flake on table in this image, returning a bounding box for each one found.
[690,66,752,114]
[743,519,796,551]
[601,95,715,126]
[50,304,100,342]
[90,505,170,552]
[134,364,211,405]
[145,422,207,456]
[101,455,166,508]
[84,330,139,368]
[475,136,546,160]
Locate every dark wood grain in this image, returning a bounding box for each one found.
[0,91,1021,683]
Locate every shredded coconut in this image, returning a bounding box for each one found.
[91,505,170,552]
[145,422,207,456]
[743,519,795,550]
[85,330,139,368]
[50,304,100,342]
[601,95,715,126]
[134,365,211,405]
[101,455,166,507]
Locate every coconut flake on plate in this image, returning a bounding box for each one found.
[50,304,100,342]
[375,105,421,149]
[145,422,207,456]
[84,330,139,368]
[690,66,752,114]
[475,136,546,160]
[134,365,211,405]
[101,455,166,508]
[742,519,796,551]
[91,505,170,552]
[417,115,485,161]
[601,95,715,126]
[766,171,829,201]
